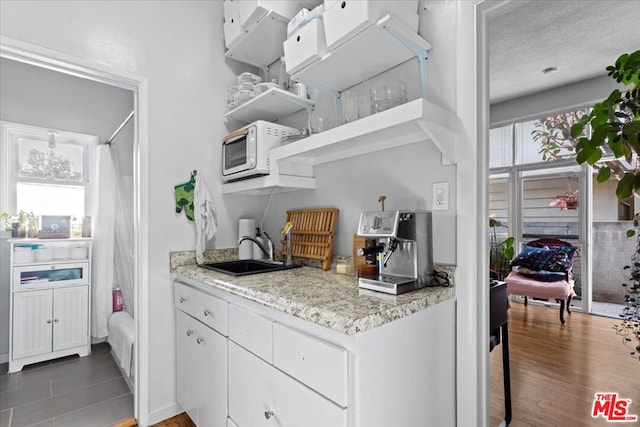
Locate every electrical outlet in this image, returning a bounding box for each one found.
[432,182,449,211]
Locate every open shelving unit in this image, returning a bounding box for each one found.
[221,12,460,195]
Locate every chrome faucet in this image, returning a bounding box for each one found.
[282,222,294,266]
[238,231,276,262]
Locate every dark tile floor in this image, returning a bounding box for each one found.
[0,343,133,427]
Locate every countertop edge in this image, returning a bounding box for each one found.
[174,267,456,335]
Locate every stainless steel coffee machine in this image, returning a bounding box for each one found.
[356,210,433,295]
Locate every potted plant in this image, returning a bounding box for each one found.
[1,211,28,238]
[489,215,515,280]
[548,179,579,210]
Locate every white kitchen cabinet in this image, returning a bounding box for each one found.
[174,276,456,427]
[176,310,227,427]
[8,239,92,373]
[175,281,228,427]
[228,341,347,427]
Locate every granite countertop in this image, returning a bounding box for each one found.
[172,251,455,335]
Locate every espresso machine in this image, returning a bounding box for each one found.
[356,210,433,295]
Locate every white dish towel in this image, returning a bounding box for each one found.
[194,174,217,264]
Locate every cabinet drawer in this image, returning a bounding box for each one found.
[228,304,273,363]
[273,323,348,407]
[13,262,89,290]
[228,342,347,427]
[175,281,228,336]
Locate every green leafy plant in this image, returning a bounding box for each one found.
[572,50,640,200]
[532,110,587,161]
[489,216,515,280]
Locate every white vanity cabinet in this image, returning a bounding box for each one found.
[8,239,92,373]
[175,282,228,427]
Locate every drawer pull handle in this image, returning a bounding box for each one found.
[47,319,52,324]
[186,330,193,337]
[179,297,186,303]
[264,410,274,420]
[203,309,211,317]
[196,337,204,344]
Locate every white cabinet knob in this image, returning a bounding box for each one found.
[179,297,186,303]
[186,330,193,336]
[196,337,204,344]
[54,318,59,323]
[47,319,52,324]
[203,309,211,317]
[264,410,274,420]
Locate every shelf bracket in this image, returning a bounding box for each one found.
[295,79,342,126]
[272,90,316,130]
[383,25,429,98]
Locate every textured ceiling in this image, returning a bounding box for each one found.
[489,0,640,104]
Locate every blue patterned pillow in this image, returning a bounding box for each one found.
[542,246,576,272]
[510,246,557,271]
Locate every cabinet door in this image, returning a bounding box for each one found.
[12,290,53,359]
[52,286,89,352]
[228,342,347,427]
[176,310,200,425]
[196,317,227,427]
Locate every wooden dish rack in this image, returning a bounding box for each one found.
[280,208,339,271]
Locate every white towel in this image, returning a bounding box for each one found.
[194,175,217,264]
[107,311,135,377]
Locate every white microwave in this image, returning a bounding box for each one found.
[222,120,300,182]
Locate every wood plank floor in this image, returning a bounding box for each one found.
[110,412,194,427]
[490,301,640,426]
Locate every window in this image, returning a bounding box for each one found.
[490,108,588,168]
[1,122,96,221]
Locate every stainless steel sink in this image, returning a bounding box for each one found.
[198,259,301,276]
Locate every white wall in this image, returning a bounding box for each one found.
[0,0,467,422]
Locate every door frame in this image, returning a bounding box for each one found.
[0,35,150,425]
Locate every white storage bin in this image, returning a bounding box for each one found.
[34,247,53,262]
[323,0,419,50]
[223,0,243,49]
[283,17,327,75]
[70,246,88,260]
[52,246,71,260]
[238,0,303,32]
[13,248,34,264]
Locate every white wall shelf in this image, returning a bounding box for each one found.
[221,174,316,196]
[224,88,314,124]
[292,15,432,93]
[271,98,460,166]
[225,10,289,69]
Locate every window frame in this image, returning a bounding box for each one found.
[1,121,97,218]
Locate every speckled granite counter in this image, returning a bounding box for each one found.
[172,253,455,335]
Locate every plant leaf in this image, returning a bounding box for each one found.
[597,167,611,183]
[617,173,635,199]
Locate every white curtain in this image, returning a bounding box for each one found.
[111,144,134,316]
[91,145,116,338]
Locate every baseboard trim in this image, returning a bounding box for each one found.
[147,402,182,426]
